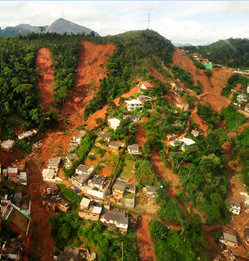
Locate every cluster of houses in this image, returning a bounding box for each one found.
[0,160,27,186]
[1,129,38,152]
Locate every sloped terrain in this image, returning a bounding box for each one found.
[36,48,55,108]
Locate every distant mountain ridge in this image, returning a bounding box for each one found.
[0,18,99,38]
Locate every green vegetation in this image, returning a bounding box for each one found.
[221,105,247,131]
[197,104,220,130]
[233,127,249,186]
[184,38,249,68]
[81,221,138,261]
[144,98,189,140]
[0,34,81,138]
[149,218,207,261]
[49,214,138,260]
[135,158,159,186]
[169,129,230,224]
[192,59,206,70]
[84,30,174,118]
[57,184,82,210]
[156,188,185,224]
[171,65,202,94]
[222,73,249,97]
[49,213,82,249]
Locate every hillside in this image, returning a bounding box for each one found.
[0,18,99,38]
[184,38,249,68]
[2,29,249,261]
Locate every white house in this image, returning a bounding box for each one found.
[1,140,15,151]
[108,118,120,131]
[127,144,141,155]
[71,130,86,145]
[125,99,143,111]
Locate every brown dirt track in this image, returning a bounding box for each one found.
[136,215,156,261]
[36,48,55,108]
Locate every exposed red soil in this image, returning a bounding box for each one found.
[23,160,55,261]
[136,215,156,261]
[22,41,116,259]
[150,150,181,198]
[135,124,148,148]
[190,105,209,135]
[61,40,115,127]
[150,67,167,83]
[173,48,233,112]
[36,48,55,108]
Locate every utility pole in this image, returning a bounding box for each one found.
[147,12,151,29]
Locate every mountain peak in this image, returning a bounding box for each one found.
[46,18,99,36]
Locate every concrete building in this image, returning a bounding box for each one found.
[125,99,143,111]
[229,199,241,215]
[1,140,15,151]
[71,130,86,145]
[127,144,141,155]
[108,118,120,131]
[100,210,128,233]
[219,232,238,247]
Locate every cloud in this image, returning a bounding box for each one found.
[0,1,248,44]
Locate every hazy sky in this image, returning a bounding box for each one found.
[0,1,249,45]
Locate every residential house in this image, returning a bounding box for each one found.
[237,94,248,103]
[112,179,136,208]
[17,129,38,140]
[109,141,123,151]
[100,209,128,233]
[56,197,71,213]
[71,165,94,189]
[125,99,143,111]
[143,186,159,198]
[64,153,79,169]
[139,81,154,91]
[86,175,111,199]
[97,132,111,143]
[71,130,86,145]
[127,144,141,155]
[191,129,199,137]
[108,118,121,131]
[7,167,18,182]
[78,197,102,221]
[229,199,241,215]
[138,95,153,102]
[1,140,15,151]
[219,232,238,247]
[42,168,58,182]
[45,183,59,195]
[178,137,196,146]
[47,157,61,169]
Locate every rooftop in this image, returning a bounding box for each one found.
[101,209,128,225]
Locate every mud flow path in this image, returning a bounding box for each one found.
[136,215,156,261]
[36,48,55,108]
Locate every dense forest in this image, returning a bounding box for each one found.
[184,38,249,68]
[0,34,83,138]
